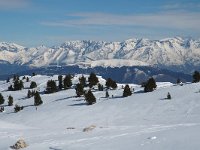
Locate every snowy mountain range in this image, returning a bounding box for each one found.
[0,37,200,72]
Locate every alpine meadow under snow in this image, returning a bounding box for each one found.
[0,74,200,149]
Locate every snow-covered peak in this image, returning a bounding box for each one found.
[0,37,200,72]
[0,42,25,52]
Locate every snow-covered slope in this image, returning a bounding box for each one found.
[0,37,200,71]
[0,75,200,149]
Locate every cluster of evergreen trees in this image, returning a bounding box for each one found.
[4,70,200,111]
[7,74,24,91]
[4,74,43,113]
[0,93,14,106]
[46,74,73,93]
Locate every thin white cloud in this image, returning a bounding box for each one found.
[0,0,29,9]
[163,2,200,10]
[41,11,200,30]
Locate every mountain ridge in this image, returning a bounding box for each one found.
[0,37,200,72]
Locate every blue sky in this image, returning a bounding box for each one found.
[0,0,199,47]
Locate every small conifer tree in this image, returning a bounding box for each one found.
[58,75,63,90]
[30,81,37,89]
[0,93,5,105]
[84,90,96,105]
[167,92,171,99]
[14,104,23,113]
[98,83,104,91]
[19,80,24,89]
[106,78,112,89]
[123,85,132,97]
[46,80,57,93]
[34,91,43,106]
[22,76,26,80]
[8,95,14,106]
[26,77,29,82]
[27,90,32,98]
[79,75,86,87]
[111,80,117,89]
[75,83,84,97]
[88,72,99,88]
[106,78,117,89]
[144,77,157,92]
[105,90,109,98]
[63,74,72,89]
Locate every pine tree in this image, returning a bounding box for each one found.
[19,80,24,89]
[34,91,43,106]
[144,77,157,92]
[106,78,117,89]
[106,78,112,89]
[8,95,13,106]
[79,75,86,87]
[0,93,5,105]
[58,75,63,90]
[63,74,72,89]
[32,72,36,76]
[193,71,200,83]
[13,79,23,91]
[46,80,57,93]
[27,90,32,98]
[14,104,23,113]
[30,81,37,89]
[98,83,104,91]
[84,90,96,105]
[111,80,117,89]
[75,83,84,97]
[26,77,29,82]
[22,76,26,80]
[167,92,171,99]
[88,72,99,88]
[123,85,132,97]
[105,90,109,98]
[13,79,20,91]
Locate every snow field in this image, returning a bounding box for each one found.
[0,75,200,149]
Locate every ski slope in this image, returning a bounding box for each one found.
[0,75,200,149]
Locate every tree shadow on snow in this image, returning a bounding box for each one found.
[112,96,123,99]
[49,147,62,150]
[5,112,15,114]
[134,90,145,94]
[73,98,85,101]
[23,104,35,108]
[1,104,8,107]
[68,102,87,106]
[53,96,75,102]
[18,97,28,101]
[160,98,170,100]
